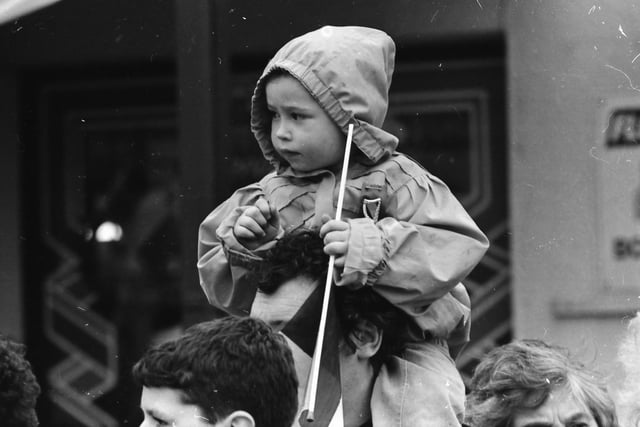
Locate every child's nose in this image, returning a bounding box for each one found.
[274,120,291,140]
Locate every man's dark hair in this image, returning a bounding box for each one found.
[0,335,41,427]
[252,229,328,294]
[132,316,298,427]
[253,229,410,368]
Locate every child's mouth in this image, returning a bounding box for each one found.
[280,150,300,159]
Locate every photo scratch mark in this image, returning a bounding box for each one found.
[618,25,628,38]
[605,64,640,93]
[589,147,608,163]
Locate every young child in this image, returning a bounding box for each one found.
[198,25,489,426]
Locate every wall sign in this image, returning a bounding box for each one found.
[598,100,640,290]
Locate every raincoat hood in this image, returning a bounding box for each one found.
[251,25,399,172]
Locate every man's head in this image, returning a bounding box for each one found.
[0,335,40,427]
[250,230,409,368]
[465,339,618,427]
[132,316,298,427]
[249,230,410,426]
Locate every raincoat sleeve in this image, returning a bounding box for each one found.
[336,168,489,330]
[197,182,282,316]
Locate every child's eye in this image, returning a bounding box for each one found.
[153,416,170,426]
[269,111,280,120]
[141,413,171,427]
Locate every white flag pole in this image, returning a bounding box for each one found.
[304,123,354,421]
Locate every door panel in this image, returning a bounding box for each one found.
[22,68,180,425]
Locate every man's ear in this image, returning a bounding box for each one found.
[220,410,255,427]
[349,319,382,359]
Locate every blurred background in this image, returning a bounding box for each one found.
[1,0,639,425]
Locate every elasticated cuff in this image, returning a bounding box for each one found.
[336,217,386,287]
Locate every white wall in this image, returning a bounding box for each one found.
[507,0,640,382]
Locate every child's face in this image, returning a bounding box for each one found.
[265,74,346,173]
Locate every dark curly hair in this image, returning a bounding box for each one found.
[252,229,411,368]
[252,229,329,294]
[132,316,298,427]
[0,335,41,427]
[465,339,618,427]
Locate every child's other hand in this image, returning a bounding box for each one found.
[319,214,350,268]
[233,198,280,249]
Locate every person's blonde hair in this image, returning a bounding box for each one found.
[465,339,618,427]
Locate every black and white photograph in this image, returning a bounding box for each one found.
[0,1,638,426]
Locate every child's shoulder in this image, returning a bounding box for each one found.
[372,152,426,173]
[359,152,430,187]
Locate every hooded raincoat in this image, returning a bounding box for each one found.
[197,26,488,344]
[198,26,489,426]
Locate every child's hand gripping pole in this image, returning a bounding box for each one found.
[303,123,354,422]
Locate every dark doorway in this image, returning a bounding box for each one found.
[389,38,511,382]
[21,65,180,425]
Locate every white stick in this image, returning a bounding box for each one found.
[304,123,354,421]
